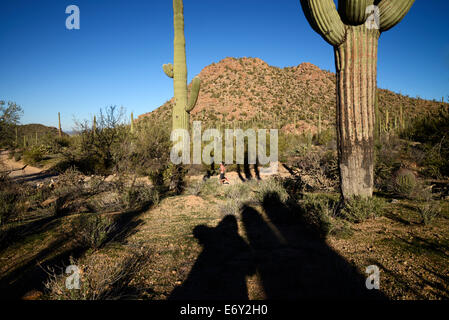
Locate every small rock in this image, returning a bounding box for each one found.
[41,197,58,207]
[22,290,43,300]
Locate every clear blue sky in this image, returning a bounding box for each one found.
[0,0,448,130]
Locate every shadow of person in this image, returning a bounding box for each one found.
[241,192,387,300]
[169,215,256,300]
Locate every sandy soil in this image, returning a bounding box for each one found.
[0,150,53,184]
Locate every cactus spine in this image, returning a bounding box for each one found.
[299,0,415,199]
[163,0,201,131]
[58,112,62,137]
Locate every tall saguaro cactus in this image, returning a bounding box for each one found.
[58,112,62,137]
[299,0,414,199]
[163,0,201,131]
[130,112,135,133]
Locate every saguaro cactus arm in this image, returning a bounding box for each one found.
[163,64,174,78]
[299,0,346,46]
[378,0,415,32]
[186,76,201,113]
[338,0,371,25]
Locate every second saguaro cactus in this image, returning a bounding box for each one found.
[163,0,201,131]
[58,112,62,137]
[299,0,414,199]
[130,112,135,133]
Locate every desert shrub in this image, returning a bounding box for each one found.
[197,178,220,196]
[44,247,151,300]
[23,146,45,165]
[339,196,386,223]
[13,152,22,161]
[313,128,335,146]
[284,150,338,196]
[299,193,338,237]
[185,180,203,196]
[374,136,404,190]
[219,199,242,217]
[71,213,116,249]
[122,183,160,209]
[224,182,253,200]
[417,201,440,225]
[255,177,289,204]
[148,167,165,187]
[51,167,86,215]
[67,106,130,175]
[164,164,187,195]
[0,176,23,225]
[40,134,72,155]
[400,105,449,178]
[218,183,255,217]
[0,188,19,225]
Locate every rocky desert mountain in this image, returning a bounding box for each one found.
[140,57,446,134]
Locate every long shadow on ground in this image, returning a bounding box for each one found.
[170,192,387,300]
[0,201,155,299]
[169,215,256,300]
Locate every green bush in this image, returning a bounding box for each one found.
[44,248,151,300]
[0,189,19,225]
[13,152,22,161]
[299,193,338,237]
[400,105,449,178]
[71,213,116,249]
[23,146,45,165]
[122,184,160,209]
[0,176,23,225]
[164,164,187,195]
[313,128,334,146]
[339,196,386,223]
[417,201,440,225]
[255,177,289,204]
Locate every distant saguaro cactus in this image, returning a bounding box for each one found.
[58,112,62,137]
[299,0,415,199]
[92,115,97,136]
[130,112,135,133]
[163,0,201,131]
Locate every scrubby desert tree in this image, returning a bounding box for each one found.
[0,100,23,147]
[299,0,414,199]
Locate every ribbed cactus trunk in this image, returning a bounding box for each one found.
[173,0,189,131]
[299,0,415,200]
[335,25,379,198]
[164,0,201,131]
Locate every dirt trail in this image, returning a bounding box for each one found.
[0,150,53,183]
